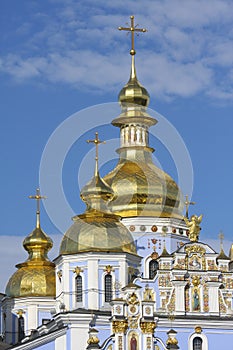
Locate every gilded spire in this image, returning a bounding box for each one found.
[29,188,46,229]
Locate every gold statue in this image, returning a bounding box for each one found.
[184,214,203,242]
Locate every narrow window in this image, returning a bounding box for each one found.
[76,275,82,302]
[193,337,202,350]
[18,316,25,342]
[105,274,112,302]
[149,260,158,279]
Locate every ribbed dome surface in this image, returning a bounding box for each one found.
[5,226,55,298]
[104,154,183,218]
[60,210,136,255]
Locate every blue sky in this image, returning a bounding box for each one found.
[0,0,233,291]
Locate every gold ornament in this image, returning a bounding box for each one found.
[185,245,206,255]
[192,275,201,287]
[140,321,156,334]
[87,336,99,345]
[128,292,139,305]
[195,326,202,334]
[112,320,128,334]
[73,266,83,275]
[16,309,25,317]
[184,214,203,242]
[105,265,114,274]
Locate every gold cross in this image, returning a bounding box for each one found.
[184,195,195,218]
[118,15,147,55]
[29,188,46,228]
[219,231,224,249]
[87,132,106,175]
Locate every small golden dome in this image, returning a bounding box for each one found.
[5,226,55,298]
[81,170,114,204]
[5,190,55,298]
[118,56,150,108]
[60,135,137,256]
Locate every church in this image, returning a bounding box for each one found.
[1,16,233,350]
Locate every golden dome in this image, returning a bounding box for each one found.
[6,226,55,298]
[5,190,55,298]
[59,209,136,255]
[60,135,137,256]
[104,153,183,218]
[104,26,183,219]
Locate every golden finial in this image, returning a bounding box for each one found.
[118,15,147,56]
[119,16,147,80]
[219,231,224,250]
[87,132,106,177]
[29,188,46,229]
[184,195,195,218]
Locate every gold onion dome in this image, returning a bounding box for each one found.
[59,133,136,255]
[118,55,150,108]
[5,189,55,298]
[104,16,183,218]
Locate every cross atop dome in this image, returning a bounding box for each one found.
[118,15,147,56]
[29,188,46,228]
[87,132,106,176]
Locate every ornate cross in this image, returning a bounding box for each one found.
[219,231,224,249]
[87,132,106,175]
[184,195,195,218]
[29,188,46,228]
[118,15,147,55]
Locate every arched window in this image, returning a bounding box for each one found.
[149,260,158,279]
[105,274,112,302]
[18,316,25,342]
[75,275,82,302]
[193,337,202,350]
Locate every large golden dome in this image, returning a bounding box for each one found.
[5,190,55,298]
[104,153,183,218]
[60,135,137,256]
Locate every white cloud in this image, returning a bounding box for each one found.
[0,0,232,101]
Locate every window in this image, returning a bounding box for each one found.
[193,337,202,350]
[149,260,158,279]
[75,275,83,302]
[105,274,112,302]
[18,316,25,342]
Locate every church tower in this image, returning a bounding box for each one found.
[2,189,55,344]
